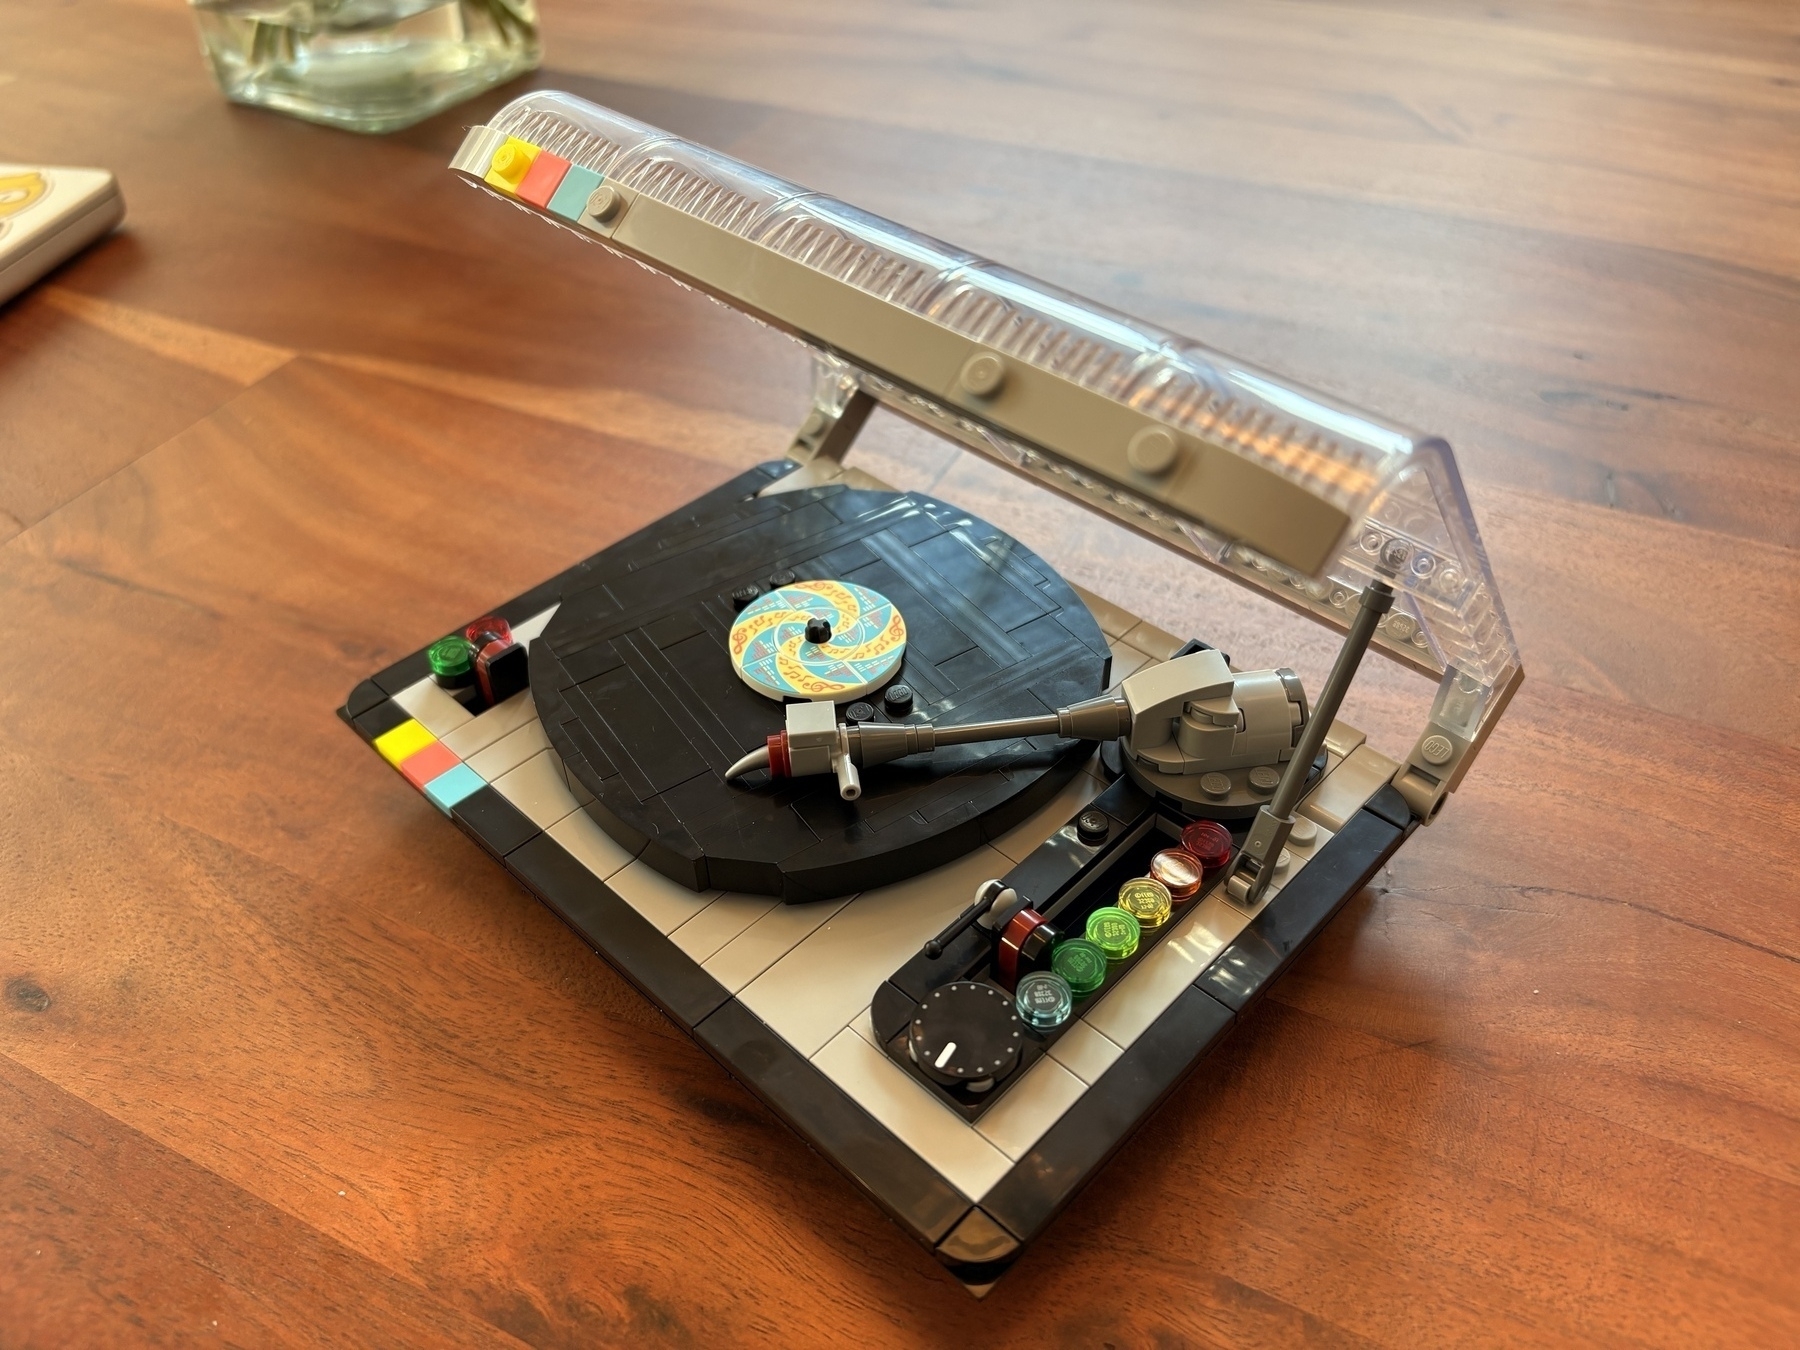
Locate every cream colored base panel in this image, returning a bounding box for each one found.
[813,1025,1014,1202]
[737,845,1013,1060]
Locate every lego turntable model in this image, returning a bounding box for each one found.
[340,93,1522,1293]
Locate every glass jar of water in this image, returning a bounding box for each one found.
[190,0,540,134]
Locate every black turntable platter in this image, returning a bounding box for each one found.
[528,463,1112,901]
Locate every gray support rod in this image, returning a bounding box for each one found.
[1274,578,1394,820]
[1230,578,1394,906]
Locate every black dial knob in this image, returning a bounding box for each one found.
[1076,809,1110,846]
[908,982,1022,1089]
[804,616,833,644]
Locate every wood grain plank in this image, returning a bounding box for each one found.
[0,1052,528,1349]
[40,286,293,386]
[1061,998,1800,1349]
[539,0,1800,277]
[0,291,246,545]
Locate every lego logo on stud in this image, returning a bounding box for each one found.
[1127,425,1182,476]
[959,351,1006,398]
[1421,733,1455,765]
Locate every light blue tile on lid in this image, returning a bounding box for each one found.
[547,165,605,221]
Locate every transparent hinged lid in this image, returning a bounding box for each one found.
[454,91,1523,815]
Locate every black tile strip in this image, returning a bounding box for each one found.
[999,830,1098,913]
[1090,774,1153,831]
[870,980,919,1044]
[344,679,387,720]
[505,833,729,1033]
[498,579,567,629]
[371,648,434,697]
[1196,805,1407,1013]
[695,999,971,1247]
[1363,782,1415,830]
[980,984,1236,1243]
[351,698,412,742]
[450,785,543,861]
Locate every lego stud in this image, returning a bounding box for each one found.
[491,145,525,179]
[1015,971,1074,1030]
[428,635,474,690]
[1180,819,1233,875]
[1051,939,1106,997]
[1085,906,1141,962]
[1127,425,1181,476]
[1421,733,1455,766]
[486,138,539,192]
[1116,878,1172,931]
[1149,848,1202,901]
[959,351,1006,398]
[586,185,623,223]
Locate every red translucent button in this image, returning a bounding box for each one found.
[1180,819,1233,875]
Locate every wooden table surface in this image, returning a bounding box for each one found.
[4,1,1797,1344]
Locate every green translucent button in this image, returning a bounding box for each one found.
[428,635,473,678]
[1116,877,1172,931]
[1085,906,1141,962]
[1051,938,1107,997]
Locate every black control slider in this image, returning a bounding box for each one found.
[923,878,1014,959]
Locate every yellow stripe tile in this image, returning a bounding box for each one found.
[373,718,435,766]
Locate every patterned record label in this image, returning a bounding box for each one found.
[728,580,907,702]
